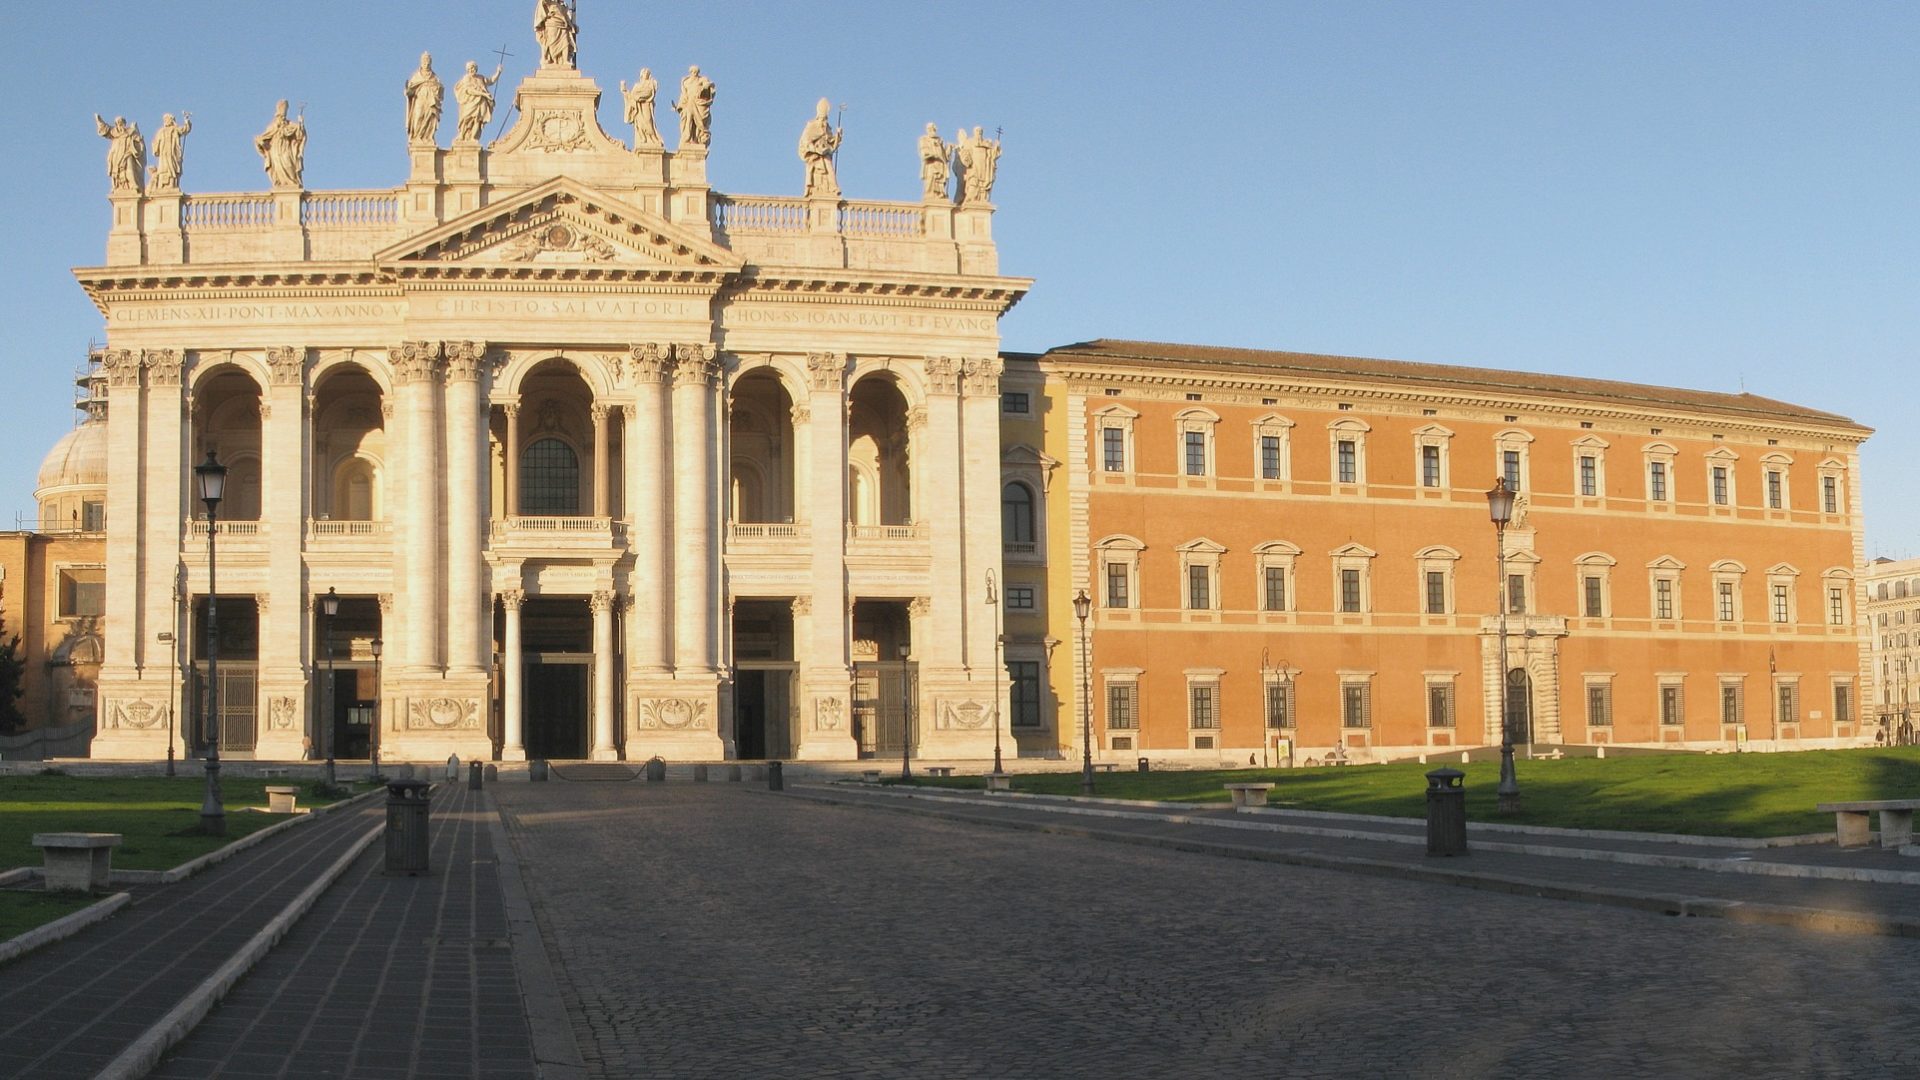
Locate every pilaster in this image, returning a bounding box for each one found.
[625,344,673,678]
[91,348,153,759]
[443,341,489,676]
[393,341,444,675]
[255,345,310,760]
[795,352,856,760]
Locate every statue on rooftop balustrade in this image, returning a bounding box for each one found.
[534,0,578,69]
[954,125,1002,205]
[621,69,661,148]
[405,53,443,143]
[673,65,715,148]
[453,61,504,144]
[150,113,192,192]
[93,114,144,194]
[798,99,842,198]
[254,100,306,189]
[918,123,949,201]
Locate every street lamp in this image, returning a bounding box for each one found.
[1073,589,1093,795]
[1487,477,1519,814]
[985,569,1005,775]
[1260,647,1294,768]
[369,636,384,781]
[321,586,339,788]
[899,643,914,782]
[194,450,228,837]
[158,628,176,777]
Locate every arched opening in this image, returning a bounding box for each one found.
[310,364,386,521]
[521,437,582,515]
[847,375,912,526]
[191,367,264,520]
[502,360,600,517]
[1505,667,1533,747]
[728,370,796,523]
[1002,482,1035,544]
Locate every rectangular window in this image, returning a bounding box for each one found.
[1342,683,1371,728]
[1649,461,1668,501]
[1006,585,1035,610]
[1427,684,1455,728]
[1579,456,1597,497]
[1263,567,1288,612]
[1421,445,1441,488]
[1265,682,1294,728]
[1655,578,1674,620]
[1772,584,1790,624]
[1187,564,1211,610]
[1184,431,1207,476]
[1660,684,1684,726]
[1777,683,1799,726]
[1507,574,1526,615]
[1587,684,1611,727]
[58,568,106,618]
[1101,428,1125,472]
[1425,571,1447,615]
[1337,440,1356,484]
[1721,683,1743,726]
[1008,661,1042,728]
[1822,476,1838,513]
[1106,684,1137,730]
[1717,581,1735,622]
[1711,466,1728,505]
[81,501,105,532]
[1340,568,1362,612]
[1766,470,1782,509]
[1000,391,1030,415]
[1260,435,1282,480]
[1189,685,1218,729]
[1503,449,1521,490]
[1828,587,1845,626]
[1105,563,1129,609]
[1834,684,1853,725]
[1584,576,1604,618]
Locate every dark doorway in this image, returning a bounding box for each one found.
[526,661,589,759]
[737,670,767,760]
[1505,667,1533,746]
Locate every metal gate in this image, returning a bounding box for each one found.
[188,666,259,754]
[853,661,917,758]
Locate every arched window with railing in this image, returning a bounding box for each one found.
[521,437,581,515]
[1002,482,1035,545]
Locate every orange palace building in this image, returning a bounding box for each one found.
[1017,340,1871,763]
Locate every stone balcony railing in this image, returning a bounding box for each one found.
[490,515,620,548]
[728,522,808,542]
[847,523,927,543]
[188,520,267,538]
[305,519,393,546]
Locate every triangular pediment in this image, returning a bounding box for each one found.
[375,178,741,278]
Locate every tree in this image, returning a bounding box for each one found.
[0,584,27,734]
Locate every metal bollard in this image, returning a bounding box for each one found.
[645,757,666,782]
[767,760,784,791]
[1425,768,1468,857]
[529,759,549,782]
[728,764,743,782]
[384,779,433,875]
[484,764,498,782]
[468,761,483,790]
[693,764,708,782]
[446,754,460,781]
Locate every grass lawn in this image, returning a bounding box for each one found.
[0,890,100,942]
[913,747,1920,838]
[0,774,357,873]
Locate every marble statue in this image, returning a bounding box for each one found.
[150,112,192,192]
[954,125,1001,205]
[94,115,144,193]
[453,61,504,143]
[798,98,842,198]
[917,123,949,201]
[620,69,661,148]
[534,0,578,69]
[673,65,715,148]
[405,52,443,143]
[254,100,306,189]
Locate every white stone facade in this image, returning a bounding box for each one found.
[81,46,1028,763]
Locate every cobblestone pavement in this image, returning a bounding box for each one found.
[494,783,1920,1079]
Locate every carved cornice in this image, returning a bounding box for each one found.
[142,348,183,387]
[266,346,305,386]
[392,340,444,384]
[925,356,959,396]
[445,340,487,382]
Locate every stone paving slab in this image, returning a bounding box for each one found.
[495,782,1920,1079]
[147,784,551,1080]
[0,792,385,1080]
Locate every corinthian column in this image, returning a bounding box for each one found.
[591,589,617,760]
[393,341,444,673]
[795,351,856,759]
[501,588,526,760]
[671,343,720,674]
[256,345,310,761]
[443,341,489,675]
[625,344,672,676]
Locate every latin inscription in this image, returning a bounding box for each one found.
[433,297,697,318]
[114,301,398,325]
[727,308,993,333]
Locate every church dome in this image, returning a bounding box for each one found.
[34,421,109,500]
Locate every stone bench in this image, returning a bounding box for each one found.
[265,786,299,814]
[259,767,290,778]
[1092,762,1118,773]
[860,770,882,783]
[985,772,1013,792]
[922,765,955,778]
[1815,800,1920,848]
[1224,782,1276,808]
[32,832,123,893]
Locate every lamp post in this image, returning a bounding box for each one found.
[159,628,176,777]
[1073,590,1093,795]
[1487,477,1519,814]
[985,569,1005,775]
[899,643,914,782]
[194,450,228,837]
[1260,647,1293,768]
[370,636,384,781]
[321,586,339,788]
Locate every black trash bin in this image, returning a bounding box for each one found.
[529,759,549,782]
[645,757,666,782]
[1425,768,1468,857]
[468,761,483,790]
[1137,757,1150,773]
[767,760,784,791]
[385,779,433,875]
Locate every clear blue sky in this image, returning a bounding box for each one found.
[2,2,1915,554]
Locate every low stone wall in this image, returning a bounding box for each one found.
[0,719,95,761]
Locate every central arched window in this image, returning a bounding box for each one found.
[521,437,581,515]
[1002,482,1035,544]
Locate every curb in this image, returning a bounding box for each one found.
[93,820,384,1080]
[489,795,589,1080]
[0,891,133,967]
[787,787,1920,939]
[114,785,389,886]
